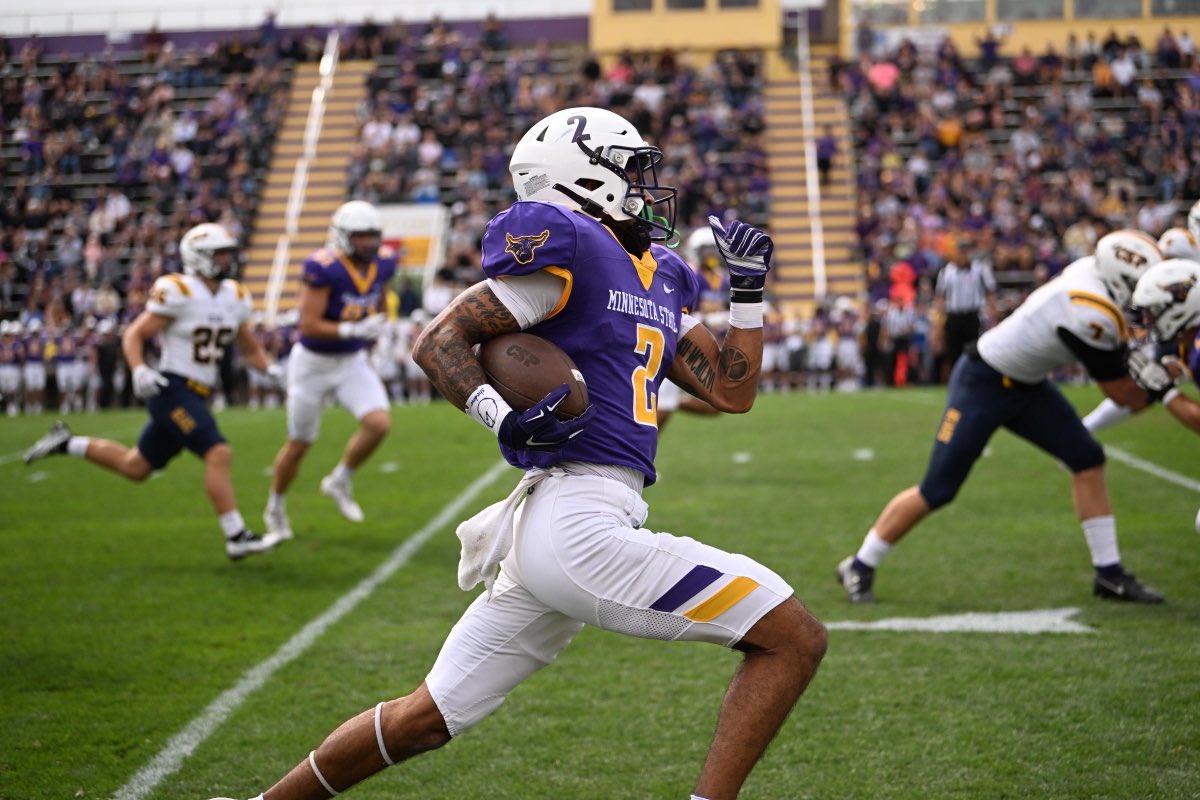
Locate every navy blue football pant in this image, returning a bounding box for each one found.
[918,353,1106,510]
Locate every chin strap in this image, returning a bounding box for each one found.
[552,183,606,218]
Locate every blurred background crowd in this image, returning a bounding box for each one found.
[0,11,1197,415]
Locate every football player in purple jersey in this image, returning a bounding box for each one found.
[216,108,825,800]
[263,201,397,541]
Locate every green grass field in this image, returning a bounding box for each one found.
[2,387,1199,800]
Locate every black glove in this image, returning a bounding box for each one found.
[497,384,596,452]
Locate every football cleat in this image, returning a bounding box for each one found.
[1093,568,1164,604]
[225,529,283,561]
[24,420,72,464]
[321,474,364,522]
[263,505,294,541]
[835,556,876,604]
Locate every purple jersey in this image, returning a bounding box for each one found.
[298,245,398,354]
[694,265,730,312]
[482,201,703,485]
[55,332,81,362]
[23,334,46,363]
[0,339,22,365]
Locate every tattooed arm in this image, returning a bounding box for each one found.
[412,281,522,409]
[666,322,762,414]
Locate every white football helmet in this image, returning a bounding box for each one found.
[1188,199,1200,242]
[509,106,677,242]
[1093,229,1163,308]
[684,226,719,268]
[1158,227,1200,261]
[328,200,382,261]
[181,223,239,279]
[1132,258,1200,342]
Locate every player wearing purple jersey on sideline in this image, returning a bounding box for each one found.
[264,201,397,541]
[0,321,24,416]
[213,107,826,800]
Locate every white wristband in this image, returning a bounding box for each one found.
[466,384,514,436]
[337,321,356,339]
[1163,387,1181,406]
[728,301,764,329]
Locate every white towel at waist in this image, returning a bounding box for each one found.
[455,470,547,596]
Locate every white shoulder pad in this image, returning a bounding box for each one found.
[224,279,254,324]
[1063,290,1129,351]
[146,275,194,317]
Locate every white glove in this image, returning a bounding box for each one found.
[338,313,387,341]
[132,364,168,398]
[265,362,285,388]
[1128,350,1179,399]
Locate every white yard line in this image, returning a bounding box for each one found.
[1105,445,1200,494]
[827,607,1093,634]
[113,458,513,800]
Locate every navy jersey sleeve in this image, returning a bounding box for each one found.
[482,202,579,279]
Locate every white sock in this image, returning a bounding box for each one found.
[219,510,247,539]
[855,528,893,568]
[268,490,286,512]
[67,436,91,457]
[1081,515,1120,568]
[1081,398,1131,433]
[331,462,354,484]
[691,796,711,800]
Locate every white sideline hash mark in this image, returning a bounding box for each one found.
[827,607,1093,634]
[852,448,874,461]
[379,461,400,473]
[113,459,514,800]
[732,452,752,464]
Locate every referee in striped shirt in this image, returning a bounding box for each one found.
[935,253,997,382]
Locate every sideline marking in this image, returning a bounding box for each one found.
[113,459,513,800]
[827,607,1093,634]
[1106,445,1200,494]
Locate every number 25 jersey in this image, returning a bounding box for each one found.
[146,273,253,388]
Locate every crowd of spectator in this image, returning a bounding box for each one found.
[8,14,1199,415]
[341,17,769,290]
[835,25,1200,387]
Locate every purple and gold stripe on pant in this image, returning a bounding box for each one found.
[650,565,760,622]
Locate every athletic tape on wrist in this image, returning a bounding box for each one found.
[1164,387,1181,406]
[308,750,340,796]
[374,701,395,766]
[728,301,764,329]
[466,384,514,435]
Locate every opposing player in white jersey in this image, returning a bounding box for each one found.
[1188,198,1200,243]
[24,224,286,560]
[836,229,1168,604]
[1082,226,1200,434]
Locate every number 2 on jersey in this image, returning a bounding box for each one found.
[632,323,665,426]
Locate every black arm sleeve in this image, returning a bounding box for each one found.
[1056,327,1128,381]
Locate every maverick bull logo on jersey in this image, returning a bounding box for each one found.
[504,230,551,265]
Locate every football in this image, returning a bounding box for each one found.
[478,332,589,419]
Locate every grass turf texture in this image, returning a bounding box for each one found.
[1,387,1198,799]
